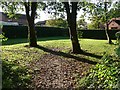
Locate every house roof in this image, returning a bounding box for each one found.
[35,21,46,25]
[108,17,120,25]
[114,20,120,25]
[0,12,26,20]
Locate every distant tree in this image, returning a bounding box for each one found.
[45,18,68,28]
[108,1,120,18]
[77,14,87,30]
[104,2,112,44]
[83,1,112,44]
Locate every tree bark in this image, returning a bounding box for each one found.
[105,2,112,44]
[24,2,37,47]
[105,23,112,44]
[63,2,82,53]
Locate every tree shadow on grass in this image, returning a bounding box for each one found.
[36,45,101,65]
[80,51,102,59]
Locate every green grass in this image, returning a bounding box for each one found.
[1,37,117,88]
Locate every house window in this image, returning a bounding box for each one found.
[111,27,118,29]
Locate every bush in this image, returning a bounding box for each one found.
[115,31,120,57]
[80,53,120,89]
[45,18,68,28]
[115,31,120,46]
[2,59,31,89]
[2,25,119,39]
[0,33,8,42]
[77,31,83,39]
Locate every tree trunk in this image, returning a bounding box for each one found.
[28,18,37,47]
[69,21,82,53]
[24,2,37,47]
[105,2,112,44]
[105,23,112,44]
[63,2,82,53]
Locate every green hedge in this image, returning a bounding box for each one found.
[2,25,69,38]
[78,30,119,39]
[2,25,119,39]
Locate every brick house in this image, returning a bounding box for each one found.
[108,17,120,30]
[0,12,27,25]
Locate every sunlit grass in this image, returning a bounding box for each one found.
[2,37,117,88]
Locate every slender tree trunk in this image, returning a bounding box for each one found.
[105,23,112,44]
[63,2,82,53]
[105,2,112,44]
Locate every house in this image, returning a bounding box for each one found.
[108,17,120,30]
[0,12,27,25]
[35,21,46,26]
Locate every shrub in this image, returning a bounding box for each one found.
[115,31,120,57]
[2,59,31,89]
[80,53,120,89]
[115,31,120,46]
[0,33,8,42]
[77,31,83,39]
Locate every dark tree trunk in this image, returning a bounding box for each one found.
[105,2,112,44]
[24,2,37,47]
[28,18,37,47]
[63,2,82,54]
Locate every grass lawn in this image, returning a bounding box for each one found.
[2,37,117,89]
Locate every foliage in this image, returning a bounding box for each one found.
[115,47,120,57]
[0,25,7,42]
[115,31,120,45]
[3,25,119,39]
[45,18,68,28]
[87,23,97,30]
[2,59,31,89]
[77,15,87,30]
[77,31,83,39]
[84,1,120,30]
[79,39,120,89]
[0,33,8,42]
[45,2,65,19]
[83,1,114,29]
[80,53,120,89]
[2,38,117,88]
[115,31,120,57]
[108,1,120,19]
[1,2,23,19]
[2,26,69,38]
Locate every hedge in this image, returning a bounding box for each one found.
[78,30,119,39]
[2,25,120,39]
[2,25,69,38]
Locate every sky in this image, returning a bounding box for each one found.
[0,5,91,23]
[0,0,118,23]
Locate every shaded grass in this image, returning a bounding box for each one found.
[1,37,117,88]
[2,37,69,45]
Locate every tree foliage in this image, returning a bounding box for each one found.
[77,14,87,29]
[1,1,39,47]
[45,18,68,28]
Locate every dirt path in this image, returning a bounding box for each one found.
[29,51,92,89]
